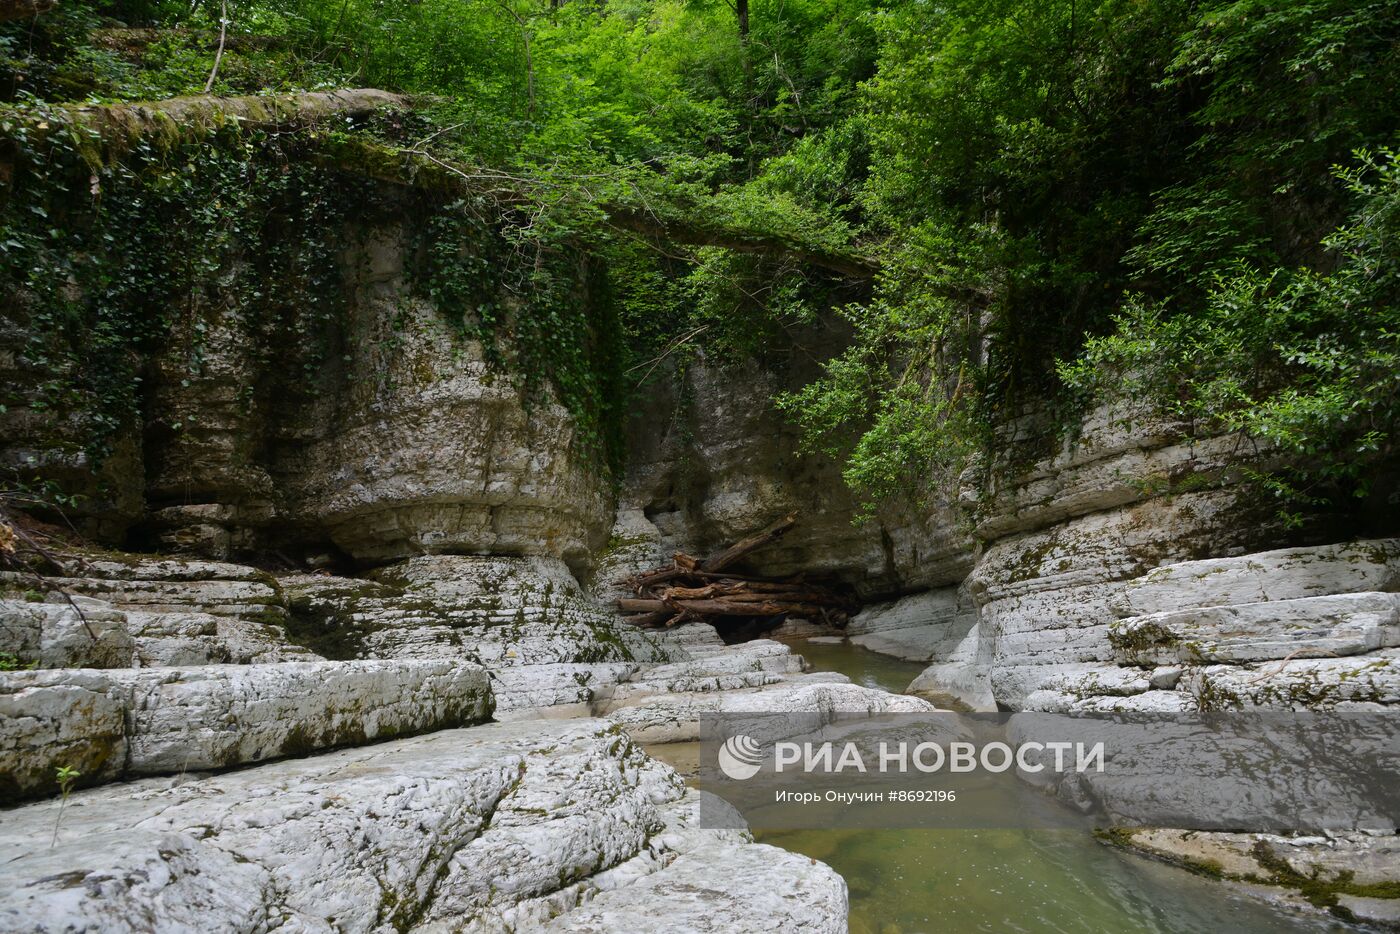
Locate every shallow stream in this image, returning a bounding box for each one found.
[751,639,1347,933]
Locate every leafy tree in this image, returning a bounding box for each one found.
[3,0,1397,521]
[1065,149,1400,521]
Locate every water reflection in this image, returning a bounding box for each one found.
[745,638,1351,934]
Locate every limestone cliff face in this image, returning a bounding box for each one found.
[277,223,611,569]
[0,141,1367,713]
[2,197,612,570]
[960,400,1280,705]
[619,348,1301,708]
[619,345,972,599]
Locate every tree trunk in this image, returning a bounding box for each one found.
[700,512,797,573]
[616,514,857,632]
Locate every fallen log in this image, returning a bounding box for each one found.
[699,512,798,573]
[654,598,839,617]
[3,90,409,170]
[617,513,855,633]
[620,610,676,628]
[656,582,838,602]
[617,598,671,613]
[622,594,851,615]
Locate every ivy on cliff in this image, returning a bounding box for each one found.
[1062,150,1400,525]
[0,100,632,485]
[0,106,351,459]
[772,0,1400,524]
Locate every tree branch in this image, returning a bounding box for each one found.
[0,0,53,22]
[203,0,229,94]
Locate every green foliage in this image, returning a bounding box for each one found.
[0,651,38,670]
[3,0,1397,522]
[0,103,633,477]
[1063,149,1400,515]
[775,271,984,514]
[0,105,351,457]
[0,0,106,101]
[1129,0,1400,294]
[775,0,1400,515]
[50,763,80,847]
[0,1,353,103]
[3,0,882,460]
[774,0,1200,509]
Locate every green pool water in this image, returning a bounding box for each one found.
[750,638,1349,934]
[781,637,939,700]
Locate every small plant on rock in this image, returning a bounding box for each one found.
[0,652,37,671]
[50,764,80,849]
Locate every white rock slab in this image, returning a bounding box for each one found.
[0,598,135,668]
[1111,539,1400,618]
[1109,593,1400,665]
[544,840,848,933]
[0,659,491,801]
[290,555,677,669]
[46,572,286,619]
[125,608,318,666]
[1187,650,1400,710]
[605,678,934,744]
[1108,828,1400,928]
[0,719,845,933]
[847,586,976,662]
[489,662,639,713]
[0,668,128,800]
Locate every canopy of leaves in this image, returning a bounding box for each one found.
[2,0,1397,522]
[783,0,1400,520]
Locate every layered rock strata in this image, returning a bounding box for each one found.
[0,547,858,931]
[2,138,612,568]
[0,719,847,932]
[0,659,492,801]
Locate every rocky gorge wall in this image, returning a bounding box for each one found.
[5,181,1374,718]
[613,344,1384,710]
[1,133,612,573]
[616,339,973,599]
[0,540,868,930]
[2,94,1391,713]
[608,348,1400,926]
[3,97,1399,929]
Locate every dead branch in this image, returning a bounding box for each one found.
[617,513,855,632]
[700,512,798,573]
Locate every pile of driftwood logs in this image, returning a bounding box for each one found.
[616,513,859,633]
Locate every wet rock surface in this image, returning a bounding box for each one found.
[845,586,976,663]
[1104,828,1400,929]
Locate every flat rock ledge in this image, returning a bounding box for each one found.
[603,673,940,744]
[0,659,491,802]
[1108,592,1400,666]
[1015,539,1400,717]
[995,539,1400,926]
[0,719,846,933]
[1100,828,1400,928]
[281,555,675,670]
